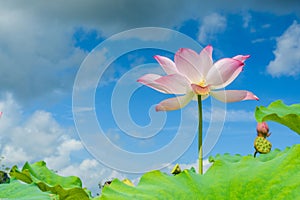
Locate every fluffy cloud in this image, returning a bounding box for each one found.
[44,139,83,170]
[0,4,86,102]
[59,159,128,195]
[242,11,252,28]
[187,105,255,123]
[0,94,134,195]
[206,108,255,123]
[1,146,31,164]
[198,13,227,44]
[0,1,299,102]
[1,1,299,36]
[0,94,76,166]
[267,21,300,77]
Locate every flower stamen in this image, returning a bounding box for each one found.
[191,83,210,95]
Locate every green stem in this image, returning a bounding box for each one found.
[197,95,203,174]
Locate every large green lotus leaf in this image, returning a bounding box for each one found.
[0,178,58,200]
[22,161,82,188]
[100,144,300,199]
[255,100,300,134]
[10,161,90,200]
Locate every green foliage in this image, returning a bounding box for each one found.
[1,145,299,199]
[255,100,300,134]
[0,161,91,200]
[101,144,300,200]
[0,170,10,184]
[0,178,58,200]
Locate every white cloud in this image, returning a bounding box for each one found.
[0,93,136,196]
[225,109,255,122]
[198,13,227,44]
[242,11,252,28]
[73,48,109,90]
[0,1,299,102]
[1,1,299,37]
[59,159,104,194]
[187,104,254,123]
[1,146,32,164]
[0,5,86,102]
[262,24,271,28]
[267,21,300,77]
[252,38,266,44]
[45,139,83,170]
[111,28,173,42]
[0,93,80,168]
[59,159,128,196]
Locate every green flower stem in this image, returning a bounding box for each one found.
[198,95,203,174]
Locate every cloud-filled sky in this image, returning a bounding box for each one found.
[1,0,300,195]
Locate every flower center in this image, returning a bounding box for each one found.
[191,80,210,96]
[198,80,206,87]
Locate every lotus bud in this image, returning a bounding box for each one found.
[256,122,270,137]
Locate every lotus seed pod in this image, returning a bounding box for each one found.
[254,136,272,154]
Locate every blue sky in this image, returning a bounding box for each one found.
[0,1,300,195]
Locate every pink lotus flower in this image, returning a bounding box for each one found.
[138,45,258,111]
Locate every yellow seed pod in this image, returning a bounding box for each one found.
[254,136,272,154]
